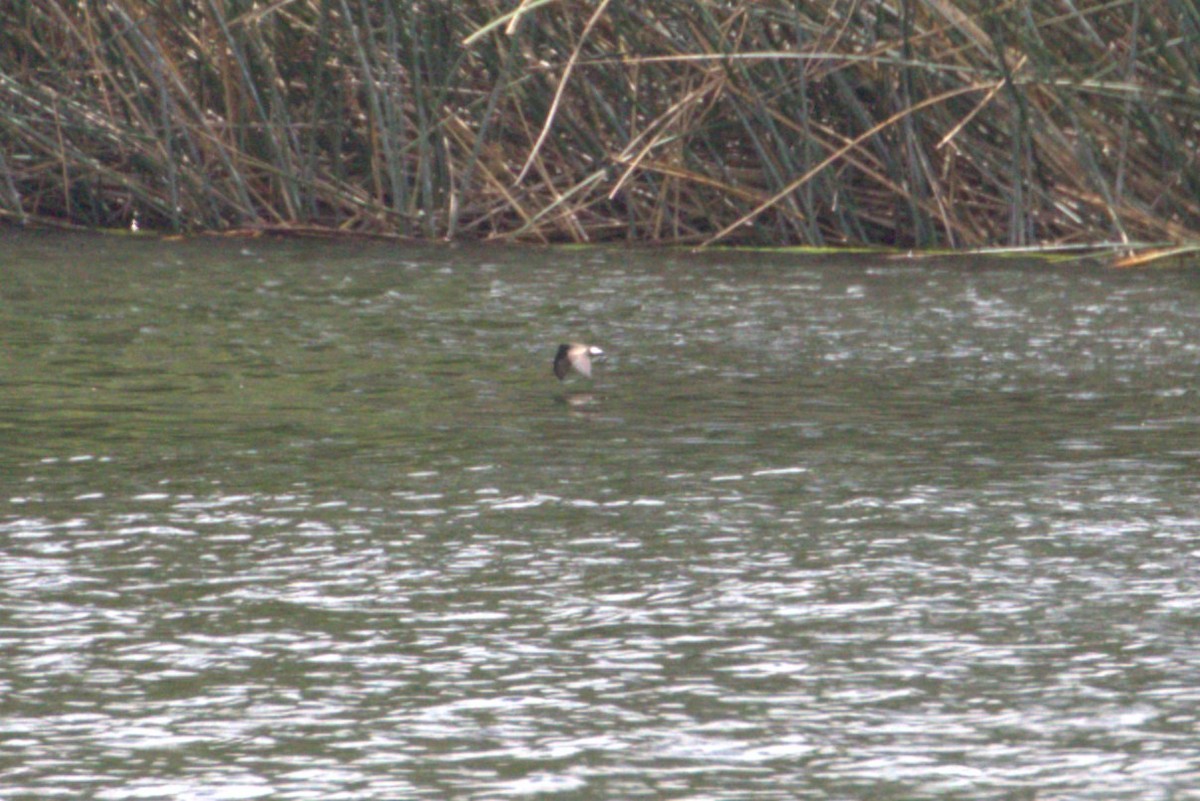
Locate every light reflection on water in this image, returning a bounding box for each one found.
[2,232,1200,799]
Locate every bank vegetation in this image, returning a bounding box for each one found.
[1,1,1198,252]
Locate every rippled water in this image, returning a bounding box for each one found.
[2,230,1200,799]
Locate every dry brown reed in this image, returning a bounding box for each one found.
[0,1,1197,250]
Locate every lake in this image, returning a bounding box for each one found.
[2,229,1199,799]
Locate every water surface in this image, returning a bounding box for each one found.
[2,230,1199,799]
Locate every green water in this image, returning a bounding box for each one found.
[2,229,1199,799]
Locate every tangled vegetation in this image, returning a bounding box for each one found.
[1,1,1198,251]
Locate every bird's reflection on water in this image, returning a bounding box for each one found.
[555,391,603,414]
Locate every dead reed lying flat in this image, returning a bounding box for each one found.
[0,1,1197,250]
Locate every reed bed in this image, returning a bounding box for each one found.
[1,1,1197,249]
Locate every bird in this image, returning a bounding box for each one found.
[554,343,603,380]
